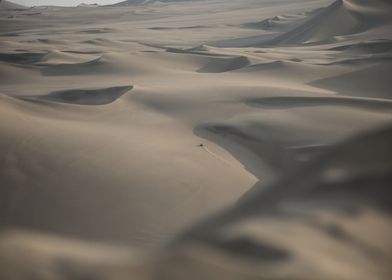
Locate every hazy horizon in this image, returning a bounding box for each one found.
[8,0,120,6]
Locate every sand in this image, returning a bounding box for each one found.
[0,0,391,279]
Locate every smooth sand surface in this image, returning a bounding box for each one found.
[0,0,391,279]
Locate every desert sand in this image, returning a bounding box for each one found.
[0,0,391,279]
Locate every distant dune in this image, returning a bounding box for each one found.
[0,0,26,9]
[78,3,100,8]
[107,0,201,6]
[269,0,392,45]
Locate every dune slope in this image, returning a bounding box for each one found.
[269,0,392,45]
[0,0,391,279]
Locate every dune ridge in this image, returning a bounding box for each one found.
[108,0,201,6]
[0,126,390,280]
[268,0,392,45]
[0,0,26,10]
[29,85,134,105]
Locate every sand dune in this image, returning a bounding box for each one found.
[31,85,134,105]
[109,0,201,6]
[245,96,392,110]
[0,0,26,10]
[310,62,392,99]
[196,55,250,73]
[0,51,48,64]
[0,0,391,279]
[269,0,392,45]
[40,56,103,75]
[211,0,392,47]
[0,126,390,280]
[169,126,392,280]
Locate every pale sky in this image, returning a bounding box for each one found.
[10,0,121,6]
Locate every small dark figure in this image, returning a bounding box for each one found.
[198,143,204,147]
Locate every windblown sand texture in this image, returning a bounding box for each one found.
[0,0,391,279]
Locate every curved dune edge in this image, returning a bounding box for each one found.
[245,96,392,110]
[26,85,133,105]
[37,56,102,67]
[268,0,392,45]
[0,52,48,64]
[197,56,251,73]
[0,126,390,280]
[210,0,392,48]
[39,56,104,76]
[170,126,392,280]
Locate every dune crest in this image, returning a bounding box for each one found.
[0,0,26,10]
[30,86,134,105]
[269,0,392,45]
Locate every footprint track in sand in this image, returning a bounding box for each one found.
[198,144,237,169]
